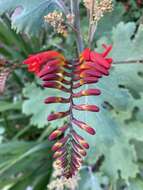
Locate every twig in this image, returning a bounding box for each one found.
[114,60,143,64]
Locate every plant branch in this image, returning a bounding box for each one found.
[114,60,143,64]
[71,0,84,55]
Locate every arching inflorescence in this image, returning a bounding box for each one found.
[23,45,112,178]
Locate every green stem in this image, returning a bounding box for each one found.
[71,0,84,54]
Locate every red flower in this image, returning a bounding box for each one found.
[79,44,112,76]
[23,51,65,75]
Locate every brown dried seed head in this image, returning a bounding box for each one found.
[84,0,113,23]
[44,11,68,36]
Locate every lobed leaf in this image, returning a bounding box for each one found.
[0,0,68,35]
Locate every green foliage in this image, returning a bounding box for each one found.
[0,0,67,35]
[22,22,143,184]
[0,141,53,189]
[0,0,143,189]
[22,83,66,128]
[0,16,34,59]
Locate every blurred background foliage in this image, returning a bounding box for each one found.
[0,0,143,190]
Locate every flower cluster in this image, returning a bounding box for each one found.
[23,45,112,178]
[84,0,113,23]
[44,11,74,36]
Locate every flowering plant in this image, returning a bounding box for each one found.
[0,0,143,189]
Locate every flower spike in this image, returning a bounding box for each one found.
[23,46,112,178]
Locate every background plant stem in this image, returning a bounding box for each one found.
[71,0,84,54]
[87,0,97,48]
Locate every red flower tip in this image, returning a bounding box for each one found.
[23,50,65,75]
[72,141,87,157]
[72,130,89,149]
[53,147,66,159]
[48,124,68,141]
[79,45,113,82]
[102,44,112,57]
[72,118,96,135]
[48,111,70,121]
[73,104,100,112]
[73,89,101,98]
[52,135,69,151]
[80,48,90,61]
[44,97,69,104]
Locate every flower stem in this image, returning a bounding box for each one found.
[71,0,84,54]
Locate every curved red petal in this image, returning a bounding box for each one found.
[72,118,96,135]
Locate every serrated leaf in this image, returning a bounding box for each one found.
[127,179,143,190]
[75,22,143,182]
[0,0,68,35]
[79,168,102,190]
[22,22,143,182]
[22,83,68,128]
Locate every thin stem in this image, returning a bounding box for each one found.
[114,60,143,64]
[71,0,84,54]
[69,60,74,133]
[87,0,97,48]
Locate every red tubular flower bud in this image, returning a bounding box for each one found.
[52,135,69,151]
[44,59,66,67]
[40,73,62,81]
[71,160,81,170]
[72,149,82,160]
[60,160,68,168]
[72,141,87,157]
[57,160,68,168]
[40,73,70,85]
[73,78,99,89]
[81,77,99,84]
[106,58,113,64]
[81,48,90,61]
[102,44,112,58]
[79,61,109,75]
[38,65,60,77]
[72,130,89,149]
[23,51,65,75]
[73,104,100,112]
[43,81,70,92]
[48,124,68,141]
[44,97,70,104]
[56,153,67,166]
[80,70,102,78]
[48,110,70,121]
[72,118,96,135]
[53,147,66,159]
[72,155,83,166]
[73,89,101,98]
[90,52,111,69]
